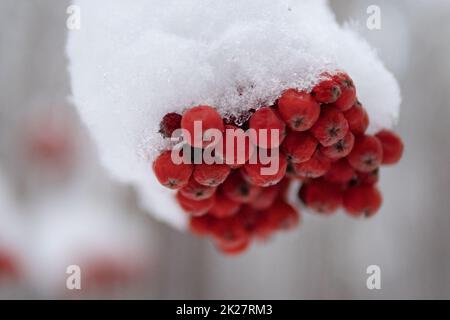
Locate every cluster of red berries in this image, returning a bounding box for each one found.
[153,71,404,255]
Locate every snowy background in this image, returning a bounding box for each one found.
[0,0,450,299]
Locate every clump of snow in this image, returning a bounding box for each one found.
[67,0,401,229]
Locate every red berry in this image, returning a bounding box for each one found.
[343,101,369,135]
[310,106,349,147]
[181,105,224,148]
[319,131,355,160]
[193,163,230,187]
[189,215,215,236]
[159,112,182,138]
[352,169,379,186]
[180,178,217,200]
[251,214,275,240]
[248,107,286,149]
[331,72,356,111]
[375,130,404,165]
[299,180,342,214]
[264,199,300,230]
[277,89,321,131]
[242,151,287,187]
[250,184,280,210]
[153,150,193,189]
[347,135,383,172]
[216,125,256,168]
[281,131,318,163]
[221,171,262,203]
[209,192,240,218]
[234,205,258,227]
[324,159,355,184]
[217,239,250,255]
[238,207,273,239]
[343,185,382,217]
[311,76,342,104]
[176,191,215,216]
[293,150,331,178]
[210,215,249,248]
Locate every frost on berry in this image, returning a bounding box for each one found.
[217,239,251,256]
[264,199,300,230]
[152,150,193,189]
[180,178,217,200]
[344,101,369,136]
[343,185,382,217]
[242,150,287,187]
[293,150,331,178]
[319,131,355,160]
[375,130,404,165]
[310,106,349,147]
[181,105,224,148]
[347,135,383,172]
[352,169,380,186]
[331,72,356,111]
[311,75,342,104]
[221,171,262,204]
[250,185,280,210]
[190,215,214,236]
[237,206,272,240]
[193,163,230,187]
[324,159,355,184]
[209,192,240,218]
[277,89,320,131]
[299,179,342,214]
[248,107,286,149]
[176,191,215,216]
[210,215,250,248]
[281,131,318,164]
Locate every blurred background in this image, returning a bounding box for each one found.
[0,0,449,299]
